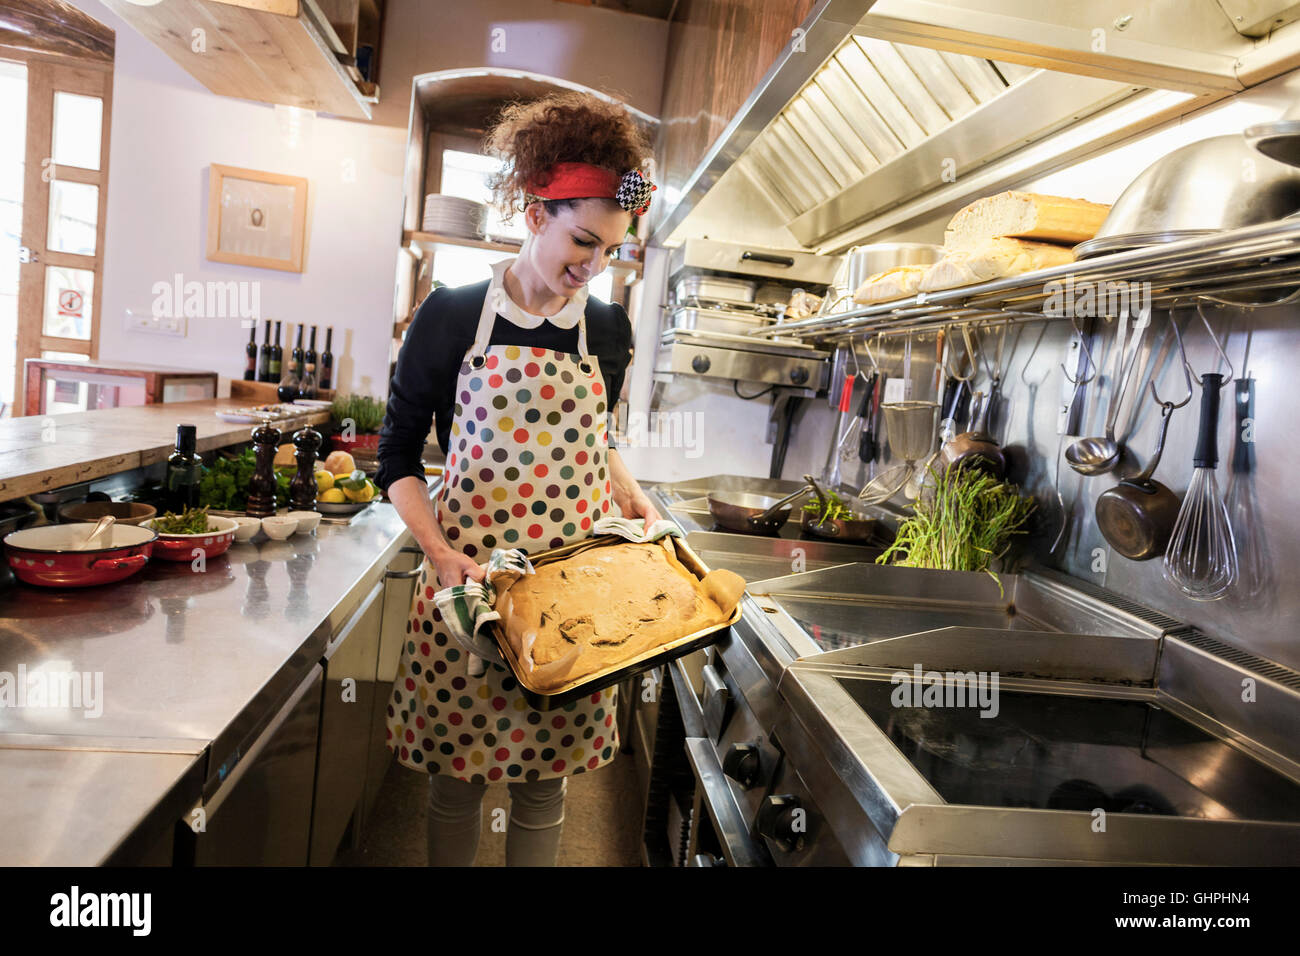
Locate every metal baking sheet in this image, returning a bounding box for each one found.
[487,535,742,710]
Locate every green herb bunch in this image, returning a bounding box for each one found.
[330,394,386,434]
[876,466,1035,588]
[154,505,215,535]
[802,488,853,523]
[198,447,289,510]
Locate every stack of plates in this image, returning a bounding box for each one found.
[423,194,486,239]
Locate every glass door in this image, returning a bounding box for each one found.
[13,59,110,416]
[0,58,25,419]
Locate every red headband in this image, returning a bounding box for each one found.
[526,162,656,216]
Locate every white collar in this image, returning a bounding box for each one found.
[488,257,588,330]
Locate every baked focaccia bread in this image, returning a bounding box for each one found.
[494,540,745,691]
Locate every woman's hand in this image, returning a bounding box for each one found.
[622,489,661,527]
[427,544,486,588]
[607,448,661,528]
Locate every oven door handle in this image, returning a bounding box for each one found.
[684,736,770,868]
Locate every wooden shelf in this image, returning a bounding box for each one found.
[403,230,644,275]
[100,0,373,120]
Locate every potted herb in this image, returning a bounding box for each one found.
[330,393,386,455]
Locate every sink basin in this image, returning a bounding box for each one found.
[684,530,882,584]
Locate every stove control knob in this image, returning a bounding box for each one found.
[722,743,761,789]
[757,794,806,852]
[691,354,711,374]
[789,366,809,386]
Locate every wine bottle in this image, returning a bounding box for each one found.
[243,322,258,380]
[291,323,305,380]
[164,424,201,514]
[269,320,283,381]
[319,326,334,391]
[257,320,273,382]
[304,326,318,378]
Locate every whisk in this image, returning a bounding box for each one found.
[1162,306,1237,600]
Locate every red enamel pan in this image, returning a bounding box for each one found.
[4,523,157,588]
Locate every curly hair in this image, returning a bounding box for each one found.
[484,91,650,219]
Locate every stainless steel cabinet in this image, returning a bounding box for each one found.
[192,665,324,866]
[360,544,423,832]
[309,580,385,865]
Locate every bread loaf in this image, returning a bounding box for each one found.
[944,191,1109,250]
[919,238,1075,293]
[853,265,928,305]
[495,541,744,691]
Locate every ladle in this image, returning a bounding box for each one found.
[1066,306,1150,475]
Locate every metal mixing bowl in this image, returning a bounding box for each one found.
[1074,134,1300,258]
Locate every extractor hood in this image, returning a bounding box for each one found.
[651,0,1300,252]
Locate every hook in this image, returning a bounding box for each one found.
[861,332,881,374]
[941,324,976,381]
[1020,320,1052,387]
[1061,314,1098,385]
[979,320,1010,383]
[1149,313,1194,410]
[1189,299,1236,387]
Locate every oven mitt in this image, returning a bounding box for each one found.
[591,516,682,543]
[432,548,534,677]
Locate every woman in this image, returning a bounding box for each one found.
[376,91,661,867]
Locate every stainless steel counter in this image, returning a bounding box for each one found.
[0,487,432,864]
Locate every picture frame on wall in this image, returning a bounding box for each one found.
[206,164,308,272]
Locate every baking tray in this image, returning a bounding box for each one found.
[486,534,743,710]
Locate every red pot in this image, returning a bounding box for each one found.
[144,516,238,562]
[4,523,157,588]
[332,433,379,455]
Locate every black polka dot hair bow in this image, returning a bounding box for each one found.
[616,169,656,216]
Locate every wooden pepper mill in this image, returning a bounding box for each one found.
[245,423,281,518]
[289,425,322,511]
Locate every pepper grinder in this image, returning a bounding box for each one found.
[289,425,322,512]
[246,423,282,517]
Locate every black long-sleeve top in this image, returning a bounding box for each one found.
[376,279,634,494]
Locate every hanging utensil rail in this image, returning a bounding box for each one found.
[752,218,1300,342]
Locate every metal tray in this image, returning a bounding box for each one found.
[486,534,743,710]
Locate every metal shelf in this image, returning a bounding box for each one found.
[748,219,1300,342]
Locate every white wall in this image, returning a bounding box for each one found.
[73,0,407,398]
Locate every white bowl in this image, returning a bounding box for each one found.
[261,516,298,540]
[231,516,262,542]
[287,510,321,533]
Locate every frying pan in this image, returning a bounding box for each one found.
[801,475,878,542]
[707,485,810,534]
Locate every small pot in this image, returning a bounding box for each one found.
[58,500,157,526]
[1096,401,1181,560]
[144,515,238,562]
[4,523,157,587]
[940,387,1006,479]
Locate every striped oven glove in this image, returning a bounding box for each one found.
[432,518,682,677]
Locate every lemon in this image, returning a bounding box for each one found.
[315,470,334,492]
[319,487,345,503]
[343,481,375,503]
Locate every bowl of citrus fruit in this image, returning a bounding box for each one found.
[313,451,380,515]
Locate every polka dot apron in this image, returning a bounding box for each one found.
[386,264,619,783]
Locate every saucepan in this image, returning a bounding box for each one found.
[707,485,810,534]
[4,523,157,587]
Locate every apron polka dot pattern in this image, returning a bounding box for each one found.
[386,262,620,783]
